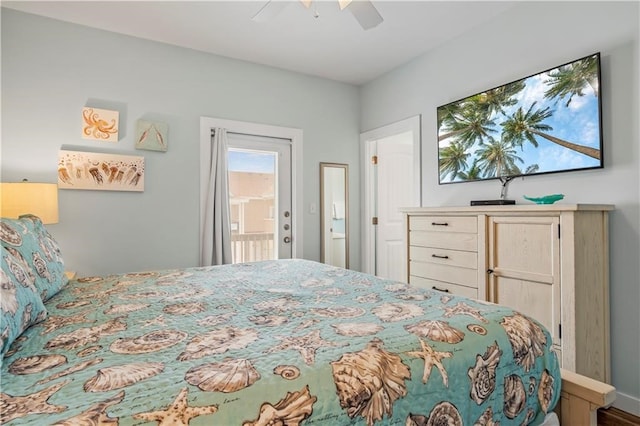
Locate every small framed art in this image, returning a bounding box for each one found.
[135,120,168,152]
[82,107,119,142]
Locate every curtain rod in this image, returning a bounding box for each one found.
[211,129,290,143]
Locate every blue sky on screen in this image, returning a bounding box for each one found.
[228,150,275,173]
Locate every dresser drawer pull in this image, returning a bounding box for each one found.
[432,286,450,293]
[431,254,450,259]
[431,222,449,226]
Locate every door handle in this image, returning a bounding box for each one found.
[283,236,291,244]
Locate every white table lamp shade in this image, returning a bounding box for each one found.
[0,182,59,224]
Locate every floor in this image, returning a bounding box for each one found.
[598,407,640,426]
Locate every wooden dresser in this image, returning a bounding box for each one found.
[402,204,613,383]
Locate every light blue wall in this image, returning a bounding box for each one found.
[1,8,361,275]
[361,1,639,413]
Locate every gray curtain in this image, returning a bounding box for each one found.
[200,128,233,266]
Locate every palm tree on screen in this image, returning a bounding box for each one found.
[456,159,483,181]
[524,164,540,174]
[439,142,470,181]
[501,102,552,150]
[474,80,525,117]
[501,102,600,160]
[476,138,524,178]
[438,106,497,146]
[437,103,460,131]
[544,55,599,107]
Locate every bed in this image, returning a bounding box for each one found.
[0,216,613,425]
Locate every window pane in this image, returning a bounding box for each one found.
[228,149,276,263]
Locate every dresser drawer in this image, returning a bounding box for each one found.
[410,230,478,252]
[410,246,477,269]
[410,260,477,287]
[410,276,479,299]
[410,215,477,233]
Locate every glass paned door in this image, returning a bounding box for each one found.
[227,133,292,263]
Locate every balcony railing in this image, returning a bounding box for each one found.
[231,232,274,263]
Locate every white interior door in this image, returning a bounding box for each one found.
[375,134,415,281]
[227,133,292,261]
[361,115,421,281]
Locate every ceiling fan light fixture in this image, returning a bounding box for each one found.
[338,0,352,10]
[253,0,383,30]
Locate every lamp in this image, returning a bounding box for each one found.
[0,181,59,224]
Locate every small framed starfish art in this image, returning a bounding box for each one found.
[135,120,168,152]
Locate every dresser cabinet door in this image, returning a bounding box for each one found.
[487,216,562,348]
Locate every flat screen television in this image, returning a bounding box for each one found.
[437,52,603,184]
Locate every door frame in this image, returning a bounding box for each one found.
[200,117,304,259]
[360,115,421,275]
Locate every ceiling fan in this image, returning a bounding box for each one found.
[252,0,383,30]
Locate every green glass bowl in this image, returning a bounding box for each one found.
[523,194,565,204]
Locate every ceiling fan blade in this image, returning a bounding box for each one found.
[251,1,290,23]
[347,1,383,30]
[338,0,352,11]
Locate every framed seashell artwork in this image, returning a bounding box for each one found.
[135,120,168,152]
[82,107,119,142]
[58,149,145,192]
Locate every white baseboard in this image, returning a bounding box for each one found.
[613,390,640,416]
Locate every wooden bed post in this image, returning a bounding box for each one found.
[558,368,616,426]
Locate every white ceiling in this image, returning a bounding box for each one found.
[2,1,518,85]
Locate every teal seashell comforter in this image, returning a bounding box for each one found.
[0,259,560,425]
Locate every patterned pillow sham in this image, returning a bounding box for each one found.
[0,215,68,302]
[0,248,48,357]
